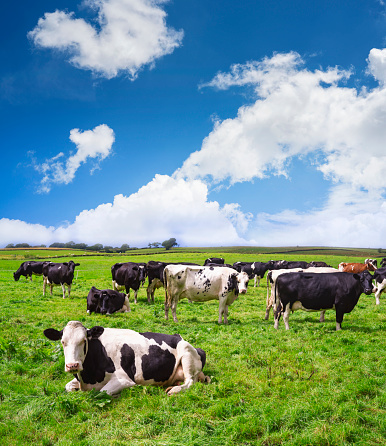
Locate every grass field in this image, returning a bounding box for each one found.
[0,248,385,445]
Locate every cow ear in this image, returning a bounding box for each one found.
[87,326,104,339]
[44,328,63,341]
[353,273,360,280]
[75,263,80,266]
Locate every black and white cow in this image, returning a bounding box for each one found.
[380,258,386,268]
[164,265,249,324]
[273,270,375,330]
[111,262,147,304]
[87,286,130,314]
[43,321,210,395]
[233,261,268,287]
[307,261,332,268]
[13,261,48,281]
[43,261,80,298]
[373,267,386,305]
[365,258,378,269]
[203,257,224,266]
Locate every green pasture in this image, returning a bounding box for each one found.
[0,248,385,445]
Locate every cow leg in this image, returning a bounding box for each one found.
[50,284,54,296]
[274,303,282,329]
[43,277,47,296]
[283,303,291,330]
[134,289,138,304]
[218,299,228,324]
[265,291,274,320]
[123,295,131,312]
[100,375,134,395]
[65,378,81,392]
[335,308,344,331]
[67,284,71,299]
[319,310,326,323]
[171,300,178,323]
[61,284,66,298]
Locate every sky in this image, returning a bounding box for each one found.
[1,0,386,248]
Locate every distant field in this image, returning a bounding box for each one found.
[0,249,385,445]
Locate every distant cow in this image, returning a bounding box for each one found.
[338,262,377,273]
[265,267,338,320]
[204,257,224,266]
[43,320,210,395]
[233,261,270,287]
[164,265,249,324]
[87,286,130,315]
[43,261,80,298]
[13,261,48,281]
[111,262,147,304]
[373,267,386,305]
[274,270,375,330]
[308,261,332,268]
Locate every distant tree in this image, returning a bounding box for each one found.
[15,243,30,248]
[6,244,14,248]
[103,246,114,253]
[65,241,76,248]
[162,238,178,250]
[119,244,130,252]
[50,243,65,248]
[148,242,161,248]
[73,243,88,250]
[87,244,104,252]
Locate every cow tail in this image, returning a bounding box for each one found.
[163,268,170,308]
[274,275,281,315]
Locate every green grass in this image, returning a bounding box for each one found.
[0,249,385,445]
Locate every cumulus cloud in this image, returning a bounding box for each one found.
[32,124,115,193]
[0,175,251,247]
[28,0,183,79]
[368,48,386,84]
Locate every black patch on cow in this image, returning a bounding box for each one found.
[227,274,239,296]
[80,339,115,385]
[195,348,206,368]
[140,332,182,349]
[141,345,176,382]
[120,344,136,382]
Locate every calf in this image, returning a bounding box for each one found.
[13,261,48,281]
[87,286,130,314]
[43,321,210,395]
[274,270,375,330]
[111,262,146,304]
[164,265,249,324]
[43,261,80,298]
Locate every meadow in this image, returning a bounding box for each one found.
[0,248,385,445]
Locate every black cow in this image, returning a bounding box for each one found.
[204,257,224,266]
[111,262,146,304]
[251,262,271,287]
[43,261,80,298]
[13,261,48,281]
[274,270,375,330]
[87,286,130,314]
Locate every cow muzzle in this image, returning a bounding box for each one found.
[65,362,81,373]
[364,288,373,295]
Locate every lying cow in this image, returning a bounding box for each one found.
[164,265,249,324]
[273,270,375,330]
[43,261,80,298]
[373,267,386,305]
[43,321,210,395]
[338,262,377,273]
[13,261,48,281]
[87,286,130,314]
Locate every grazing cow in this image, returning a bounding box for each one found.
[204,257,224,266]
[13,261,48,281]
[373,267,386,305]
[265,267,338,320]
[111,262,146,304]
[146,261,199,303]
[43,261,80,298]
[87,286,130,314]
[43,321,210,395]
[164,265,249,324]
[338,262,377,273]
[273,270,375,330]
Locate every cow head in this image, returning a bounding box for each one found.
[357,270,376,295]
[13,272,20,281]
[99,291,125,315]
[44,321,104,373]
[138,265,147,285]
[229,272,249,295]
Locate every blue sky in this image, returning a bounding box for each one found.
[1,0,386,248]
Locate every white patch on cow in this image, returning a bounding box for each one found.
[374,278,386,305]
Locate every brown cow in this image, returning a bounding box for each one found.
[338,262,377,273]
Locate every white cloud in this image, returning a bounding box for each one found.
[368,48,386,84]
[28,0,183,79]
[0,175,250,247]
[32,124,115,193]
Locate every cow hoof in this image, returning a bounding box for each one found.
[166,386,182,395]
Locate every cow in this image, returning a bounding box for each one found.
[43,261,80,298]
[13,261,48,281]
[280,260,310,269]
[273,270,375,330]
[111,262,147,304]
[204,257,224,266]
[338,262,377,273]
[146,261,199,304]
[87,286,130,314]
[365,258,378,268]
[380,258,386,268]
[265,267,338,320]
[307,261,332,268]
[43,320,210,395]
[233,261,269,287]
[266,260,286,270]
[164,265,249,324]
[373,267,386,305]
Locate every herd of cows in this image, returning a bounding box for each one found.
[12,255,386,396]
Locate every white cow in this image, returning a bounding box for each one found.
[265,267,338,321]
[44,321,210,396]
[164,265,249,324]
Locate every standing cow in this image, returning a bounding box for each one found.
[111,262,147,304]
[43,321,210,395]
[164,265,249,324]
[273,271,375,330]
[43,261,80,298]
